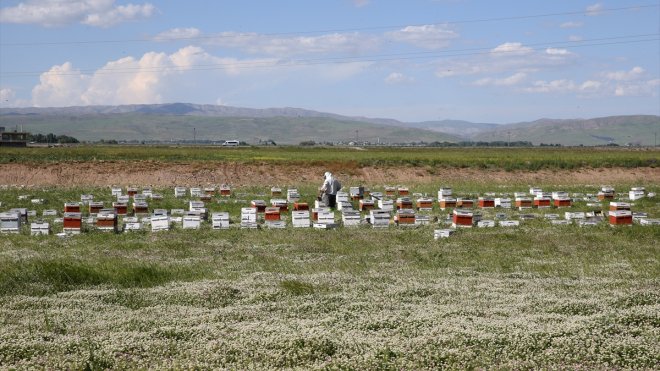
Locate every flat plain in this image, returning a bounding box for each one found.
[0,146,658,369]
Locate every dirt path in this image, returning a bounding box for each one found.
[1,162,658,187]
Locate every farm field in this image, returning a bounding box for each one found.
[0,146,659,369]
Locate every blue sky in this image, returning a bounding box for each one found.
[1,0,658,123]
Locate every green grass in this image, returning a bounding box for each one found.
[0,183,658,368]
[1,145,658,170]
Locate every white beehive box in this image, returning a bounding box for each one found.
[433,229,454,239]
[116,195,130,203]
[31,198,45,205]
[80,194,94,205]
[341,210,361,227]
[142,188,154,198]
[316,210,336,225]
[629,187,645,200]
[189,201,205,211]
[124,222,141,231]
[265,220,287,229]
[544,214,560,220]
[111,187,123,197]
[551,220,571,225]
[378,199,394,212]
[640,218,660,226]
[174,186,187,198]
[336,191,350,203]
[240,208,258,229]
[494,198,512,208]
[212,212,230,230]
[438,187,452,200]
[30,221,50,235]
[182,213,202,229]
[0,212,21,233]
[499,220,520,227]
[151,215,170,232]
[43,209,58,217]
[565,212,586,220]
[529,187,542,196]
[171,209,185,216]
[415,214,431,225]
[369,210,390,228]
[292,211,311,228]
[337,201,353,211]
[286,189,300,202]
[477,220,495,228]
[551,191,568,200]
[190,187,203,197]
[10,208,29,223]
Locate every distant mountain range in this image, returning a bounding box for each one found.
[1,103,658,146]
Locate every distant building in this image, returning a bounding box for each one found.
[0,131,29,147]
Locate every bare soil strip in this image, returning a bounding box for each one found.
[1,162,658,187]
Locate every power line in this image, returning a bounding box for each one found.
[2,34,657,77]
[1,3,657,47]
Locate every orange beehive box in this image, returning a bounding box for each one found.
[89,201,104,214]
[438,198,457,210]
[96,211,117,230]
[416,198,434,210]
[609,202,630,211]
[515,198,533,208]
[554,198,572,208]
[265,207,281,221]
[251,200,267,213]
[609,210,632,225]
[133,202,149,215]
[359,199,375,211]
[112,202,128,215]
[127,187,138,197]
[64,202,81,213]
[219,185,231,196]
[204,187,216,195]
[396,198,413,210]
[63,212,82,229]
[452,209,473,228]
[293,202,309,211]
[478,197,495,208]
[533,197,552,208]
[458,199,474,208]
[398,187,409,196]
[598,192,615,200]
[385,187,396,197]
[396,210,416,224]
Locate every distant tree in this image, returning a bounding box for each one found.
[299,140,316,146]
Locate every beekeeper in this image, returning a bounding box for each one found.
[318,171,342,208]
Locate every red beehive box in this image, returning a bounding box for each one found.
[89,201,104,214]
[63,212,82,229]
[127,187,138,197]
[416,198,434,210]
[385,187,396,197]
[112,202,128,215]
[458,199,474,208]
[533,197,552,208]
[293,202,309,211]
[609,202,630,211]
[439,198,457,210]
[133,202,149,215]
[609,210,632,225]
[64,202,81,213]
[554,198,572,208]
[219,185,231,196]
[452,209,473,228]
[396,198,413,210]
[478,197,495,208]
[598,192,615,201]
[265,207,281,221]
[515,198,533,209]
[251,200,267,213]
[204,187,216,196]
[359,199,375,211]
[398,187,409,196]
[96,211,118,231]
[396,210,416,225]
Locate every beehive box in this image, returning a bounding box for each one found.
[529,187,543,196]
[153,209,168,216]
[395,197,413,210]
[629,187,645,201]
[316,210,335,225]
[336,192,350,203]
[204,187,216,196]
[63,212,82,234]
[370,192,383,200]
[190,187,203,197]
[342,210,361,227]
[116,195,130,203]
[565,212,586,220]
[151,215,170,232]
[292,211,311,228]
[359,199,375,211]
[171,209,185,216]
[438,198,457,210]
[578,219,600,227]
[313,222,338,229]
[433,229,454,239]
[251,200,267,213]
[265,207,281,221]
[9,208,28,223]
[189,201,205,211]
[211,212,230,229]
[553,198,572,208]
[544,214,560,220]
[152,193,164,201]
[396,209,416,226]
[142,188,153,198]
[397,187,410,196]
[369,210,390,228]
[124,221,141,231]
[378,199,394,212]
[478,197,495,208]
[31,198,45,205]
[384,186,396,197]
[43,209,58,217]
[337,201,353,211]
[293,202,309,211]
[127,187,138,197]
[133,202,149,215]
[349,186,363,200]
[133,194,147,203]
[88,201,104,215]
[312,207,330,221]
[265,220,287,229]
[183,213,202,229]
[111,187,123,197]
[270,199,288,212]
[495,198,512,208]
[609,210,632,225]
[287,189,300,203]
[80,194,94,205]
[533,197,552,208]
[452,209,473,228]
[241,208,258,229]
[0,212,21,233]
[64,202,81,213]
[515,197,533,210]
[112,202,128,215]
[220,185,231,196]
[271,187,282,197]
[416,197,434,211]
[477,220,495,228]
[96,211,118,232]
[457,198,474,208]
[609,202,631,211]
[30,221,50,235]
[499,220,520,227]
[639,218,660,226]
[174,186,187,198]
[437,187,452,200]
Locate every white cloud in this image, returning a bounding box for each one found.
[385,72,414,84]
[580,80,602,91]
[473,72,527,86]
[604,66,645,81]
[560,21,583,29]
[546,48,571,56]
[491,42,533,56]
[0,0,154,27]
[1,88,16,102]
[32,62,90,106]
[586,3,603,16]
[524,79,576,93]
[154,28,202,41]
[568,35,583,42]
[386,24,459,49]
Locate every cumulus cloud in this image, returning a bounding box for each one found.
[604,66,645,81]
[491,42,533,56]
[0,0,155,27]
[154,27,202,41]
[473,72,527,86]
[1,88,16,102]
[384,72,414,84]
[586,3,603,16]
[524,79,576,93]
[386,24,458,49]
[546,48,571,56]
